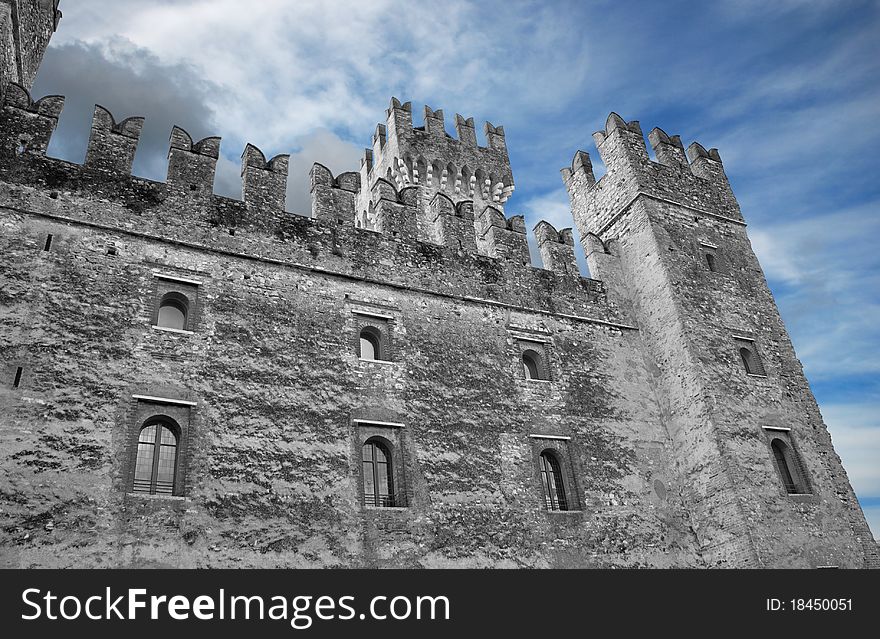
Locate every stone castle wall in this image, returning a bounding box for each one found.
[0,1,874,568]
[0,86,710,568]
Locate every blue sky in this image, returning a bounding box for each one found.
[33,0,879,538]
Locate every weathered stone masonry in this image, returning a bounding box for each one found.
[0,2,875,568]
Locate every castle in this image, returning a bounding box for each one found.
[0,0,876,568]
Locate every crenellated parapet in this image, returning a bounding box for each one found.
[534,221,578,276]
[311,162,359,225]
[372,181,420,240]
[476,204,530,267]
[356,97,515,223]
[425,192,477,253]
[85,105,144,174]
[0,86,611,319]
[562,112,742,243]
[166,126,221,197]
[240,143,289,231]
[0,82,63,156]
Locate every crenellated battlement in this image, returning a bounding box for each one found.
[357,97,515,222]
[1,82,62,155]
[562,112,742,242]
[534,220,578,276]
[240,143,289,231]
[85,105,144,174]
[0,84,611,322]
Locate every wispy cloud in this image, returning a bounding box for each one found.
[749,201,880,381]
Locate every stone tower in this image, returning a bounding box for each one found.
[563,113,878,568]
[0,0,60,100]
[353,98,520,259]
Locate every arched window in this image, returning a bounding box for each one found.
[539,450,568,511]
[362,438,395,507]
[771,438,806,494]
[740,347,756,374]
[359,327,382,360]
[706,252,717,272]
[133,418,179,495]
[157,292,189,330]
[523,349,546,380]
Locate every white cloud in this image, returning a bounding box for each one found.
[747,201,880,380]
[209,129,364,213]
[284,129,364,215]
[53,0,592,151]
[518,189,575,233]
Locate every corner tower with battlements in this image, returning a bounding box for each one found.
[0,2,874,569]
[354,98,517,258]
[0,0,59,101]
[563,113,878,568]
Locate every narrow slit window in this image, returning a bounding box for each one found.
[12,366,23,388]
[740,346,764,375]
[771,438,808,495]
[43,234,53,251]
[706,252,717,272]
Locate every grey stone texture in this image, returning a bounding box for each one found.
[0,8,875,568]
[563,113,877,569]
[0,1,59,101]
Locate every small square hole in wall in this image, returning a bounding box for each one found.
[106,244,118,256]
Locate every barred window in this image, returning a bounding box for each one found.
[539,450,568,511]
[362,438,395,507]
[133,419,179,495]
